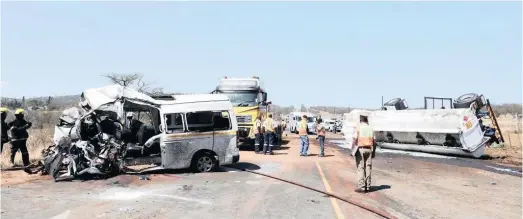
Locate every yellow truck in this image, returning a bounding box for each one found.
[211,76,281,147]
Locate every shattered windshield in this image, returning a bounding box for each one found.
[216,91,258,107]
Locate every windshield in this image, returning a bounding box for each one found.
[217,91,258,107]
[307,117,316,123]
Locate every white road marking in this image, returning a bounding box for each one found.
[486,165,522,175]
[98,188,212,205]
[49,210,71,219]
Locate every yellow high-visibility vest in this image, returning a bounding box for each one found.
[298,120,308,135]
[264,118,274,132]
[354,124,374,146]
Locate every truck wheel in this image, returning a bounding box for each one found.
[191,152,217,173]
[384,98,401,106]
[453,93,478,109]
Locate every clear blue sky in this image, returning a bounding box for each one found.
[1,1,521,108]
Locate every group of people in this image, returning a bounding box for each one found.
[253,113,284,155]
[279,113,377,194]
[1,107,33,168]
[295,115,327,157]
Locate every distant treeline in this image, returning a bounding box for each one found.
[1,95,520,117]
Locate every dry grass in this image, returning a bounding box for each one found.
[483,115,522,166]
[0,127,53,169]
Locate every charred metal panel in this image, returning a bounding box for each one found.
[213,132,238,165]
[161,133,213,169]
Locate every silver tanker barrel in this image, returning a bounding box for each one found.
[342,93,497,158]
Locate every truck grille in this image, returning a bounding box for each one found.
[236,115,252,123]
[238,127,251,138]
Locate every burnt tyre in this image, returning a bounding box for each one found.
[453,93,478,109]
[384,98,401,106]
[191,152,218,173]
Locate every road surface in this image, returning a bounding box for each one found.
[1,133,521,219]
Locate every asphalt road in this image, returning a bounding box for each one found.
[1,133,521,219]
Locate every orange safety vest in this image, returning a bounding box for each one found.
[354,124,374,146]
[298,119,308,136]
[317,124,326,136]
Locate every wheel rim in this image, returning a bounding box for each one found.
[197,156,213,172]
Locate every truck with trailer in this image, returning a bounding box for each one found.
[211,76,282,147]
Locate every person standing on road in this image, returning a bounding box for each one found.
[262,113,276,155]
[1,107,9,153]
[254,115,264,154]
[8,108,32,168]
[316,118,326,157]
[298,115,310,156]
[281,119,287,133]
[351,112,376,193]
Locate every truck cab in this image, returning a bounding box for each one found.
[211,77,272,145]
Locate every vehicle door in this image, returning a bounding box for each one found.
[212,110,235,164]
[160,112,189,169]
[183,111,215,165]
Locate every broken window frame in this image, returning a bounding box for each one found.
[185,111,215,133]
[213,110,232,131]
[165,113,185,134]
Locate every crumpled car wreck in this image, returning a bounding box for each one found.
[37,85,167,181]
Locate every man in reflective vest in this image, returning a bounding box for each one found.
[298,115,310,156]
[262,113,276,155]
[316,118,326,157]
[1,107,9,153]
[254,115,264,154]
[8,108,32,168]
[351,113,376,193]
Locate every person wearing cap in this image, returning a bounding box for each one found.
[316,118,326,157]
[298,115,310,156]
[8,108,32,167]
[280,119,287,135]
[262,113,277,155]
[1,107,9,153]
[351,112,376,193]
[253,114,264,154]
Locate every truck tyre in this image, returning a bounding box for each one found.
[384,98,401,106]
[453,93,478,109]
[191,151,218,173]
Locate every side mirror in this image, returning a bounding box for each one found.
[262,92,267,102]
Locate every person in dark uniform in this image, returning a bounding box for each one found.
[1,107,9,153]
[8,108,32,167]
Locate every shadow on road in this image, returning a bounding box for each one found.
[368,185,391,193]
[306,154,335,157]
[224,162,261,171]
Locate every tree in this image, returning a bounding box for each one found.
[47,96,53,105]
[300,104,307,112]
[103,73,165,96]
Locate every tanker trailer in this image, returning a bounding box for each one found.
[342,93,497,158]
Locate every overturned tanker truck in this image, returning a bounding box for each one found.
[35,85,240,181]
[342,93,504,158]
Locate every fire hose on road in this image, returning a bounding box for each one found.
[228,167,396,219]
[2,160,395,218]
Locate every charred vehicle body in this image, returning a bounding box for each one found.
[39,85,240,181]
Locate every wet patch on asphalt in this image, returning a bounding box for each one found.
[327,139,522,177]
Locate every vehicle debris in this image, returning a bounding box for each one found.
[32,84,240,181]
[341,93,504,158]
